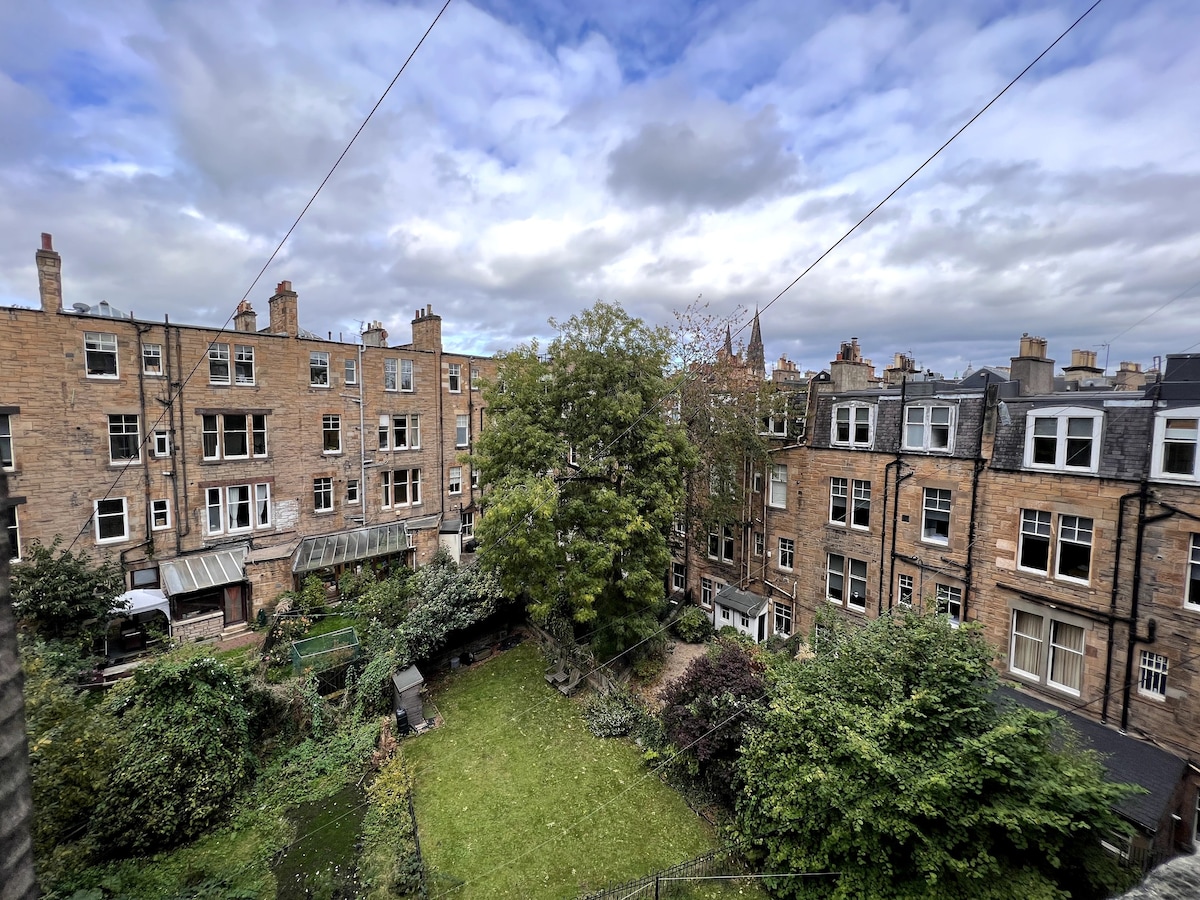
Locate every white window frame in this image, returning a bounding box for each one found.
[1186,534,1200,611]
[322,414,341,454]
[851,479,871,530]
[310,352,330,387]
[903,403,955,453]
[209,343,231,385]
[347,479,360,505]
[461,511,474,539]
[84,331,119,379]
[1,414,14,471]
[344,358,358,386]
[108,414,141,464]
[831,402,874,448]
[470,365,480,391]
[1008,603,1087,697]
[448,363,462,393]
[936,583,962,627]
[778,536,795,571]
[897,573,913,608]
[201,413,267,461]
[753,531,764,557]
[314,477,334,512]
[768,464,787,509]
[773,602,792,637]
[153,429,171,458]
[150,498,172,531]
[205,483,271,535]
[1055,515,1094,584]
[400,358,414,392]
[456,414,470,448]
[142,343,163,376]
[1138,649,1169,699]
[671,562,685,592]
[234,344,255,385]
[448,466,462,495]
[700,576,713,608]
[3,503,19,561]
[384,358,398,391]
[1018,509,1052,574]
[1023,407,1103,474]
[922,488,951,545]
[1151,408,1200,483]
[829,477,847,525]
[94,497,129,544]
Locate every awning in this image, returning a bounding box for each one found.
[997,686,1188,832]
[160,548,247,596]
[112,589,171,621]
[246,541,299,564]
[293,521,408,574]
[715,585,768,618]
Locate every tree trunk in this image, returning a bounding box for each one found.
[0,471,39,899]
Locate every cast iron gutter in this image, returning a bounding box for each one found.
[962,374,989,625]
[1103,489,1143,724]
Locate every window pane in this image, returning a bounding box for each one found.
[1049,621,1084,692]
[1011,610,1044,677]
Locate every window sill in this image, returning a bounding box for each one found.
[314,509,336,516]
[1053,575,1091,587]
[1137,689,1167,703]
[921,537,950,547]
[309,385,331,390]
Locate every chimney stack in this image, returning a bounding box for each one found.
[36,232,62,313]
[410,304,442,353]
[268,280,299,337]
[362,320,389,348]
[1063,348,1104,385]
[830,337,873,391]
[233,300,257,333]
[1010,333,1054,396]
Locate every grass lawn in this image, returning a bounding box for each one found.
[404,643,740,900]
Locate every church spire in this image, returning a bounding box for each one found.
[747,309,765,379]
[723,324,733,357]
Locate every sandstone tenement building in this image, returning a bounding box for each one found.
[675,329,1200,864]
[2,234,494,641]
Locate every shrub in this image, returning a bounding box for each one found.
[583,688,645,738]
[672,606,713,643]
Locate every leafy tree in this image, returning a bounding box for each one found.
[21,645,120,871]
[671,302,774,547]
[734,612,1137,900]
[659,638,764,796]
[11,537,124,648]
[95,653,255,855]
[472,301,696,653]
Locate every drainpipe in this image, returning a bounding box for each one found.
[884,377,910,612]
[162,319,183,555]
[961,375,989,625]
[1102,489,1142,724]
[170,319,191,542]
[135,324,154,547]
[358,342,366,527]
[1120,501,1174,732]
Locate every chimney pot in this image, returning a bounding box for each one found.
[41,233,53,251]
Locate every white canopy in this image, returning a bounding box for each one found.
[113,589,172,622]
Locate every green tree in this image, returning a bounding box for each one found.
[11,537,124,648]
[94,653,255,855]
[735,612,1136,900]
[472,301,696,655]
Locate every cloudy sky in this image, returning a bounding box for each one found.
[2,0,1198,377]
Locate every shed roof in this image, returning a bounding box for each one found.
[292,522,407,574]
[996,686,1187,832]
[392,664,424,694]
[160,547,247,596]
[715,585,768,618]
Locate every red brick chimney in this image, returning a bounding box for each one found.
[268,280,298,337]
[36,233,62,313]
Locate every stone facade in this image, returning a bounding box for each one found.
[676,332,1200,857]
[1,235,494,627]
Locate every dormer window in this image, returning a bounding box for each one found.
[903,404,954,453]
[832,402,873,448]
[1023,408,1102,474]
[1151,408,1200,482]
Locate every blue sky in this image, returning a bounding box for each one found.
[1,0,1198,376]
